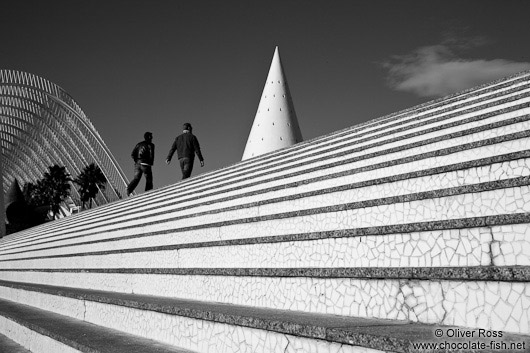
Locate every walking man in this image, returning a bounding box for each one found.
[126,132,155,196]
[166,123,204,180]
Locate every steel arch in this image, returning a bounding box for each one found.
[0,70,129,207]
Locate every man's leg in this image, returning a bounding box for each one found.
[143,165,153,191]
[179,157,194,179]
[126,163,143,195]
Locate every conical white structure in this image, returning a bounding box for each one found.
[242,47,303,160]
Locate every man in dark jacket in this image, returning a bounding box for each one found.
[166,123,204,180]
[126,132,155,196]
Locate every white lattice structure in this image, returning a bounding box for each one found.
[0,70,129,213]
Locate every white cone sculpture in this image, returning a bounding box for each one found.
[242,47,303,160]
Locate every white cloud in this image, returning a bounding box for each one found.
[383,44,530,98]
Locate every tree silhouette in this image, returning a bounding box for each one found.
[23,181,46,207]
[21,181,48,225]
[39,165,72,219]
[74,163,107,209]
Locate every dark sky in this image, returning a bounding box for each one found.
[2,0,530,191]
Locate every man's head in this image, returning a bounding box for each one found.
[144,132,153,141]
[183,123,192,132]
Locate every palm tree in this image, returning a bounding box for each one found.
[74,163,107,209]
[40,165,72,219]
[23,181,45,207]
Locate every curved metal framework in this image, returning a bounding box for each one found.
[0,70,129,207]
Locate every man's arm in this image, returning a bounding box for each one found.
[131,144,139,162]
[165,139,177,164]
[193,136,204,167]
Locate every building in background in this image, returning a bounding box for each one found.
[0,70,129,235]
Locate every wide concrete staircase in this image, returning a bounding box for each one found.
[1,71,530,352]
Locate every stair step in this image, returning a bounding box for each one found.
[3,182,529,269]
[0,297,195,353]
[2,217,530,272]
[4,146,530,252]
[0,282,528,353]
[0,267,528,333]
[0,333,32,353]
